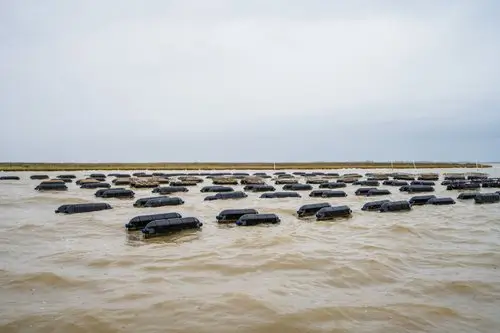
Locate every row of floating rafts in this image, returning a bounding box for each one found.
[40,179,500,203]
[2,172,491,184]
[30,176,500,193]
[55,192,500,239]
[56,191,500,218]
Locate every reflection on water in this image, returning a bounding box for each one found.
[1,167,500,333]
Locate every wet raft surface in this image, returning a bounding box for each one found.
[1,168,500,333]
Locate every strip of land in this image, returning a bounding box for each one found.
[0,162,491,171]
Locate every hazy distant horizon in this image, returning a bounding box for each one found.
[1,1,499,162]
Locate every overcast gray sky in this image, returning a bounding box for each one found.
[1,0,499,162]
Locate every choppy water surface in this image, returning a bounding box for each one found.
[1,167,500,333]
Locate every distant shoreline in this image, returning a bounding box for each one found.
[0,162,492,171]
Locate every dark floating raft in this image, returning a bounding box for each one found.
[236,213,281,226]
[153,186,189,194]
[0,176,20,180]
[35,183,68,191]
[275,179,299,185]
[426,197,456,205]
[309,190,347,198]
[316,205,352,220]
[383,180,408,186]
[80,182,111,189]
[282,184,312,191]
[474,193,500,204]
[97,188,135,198]
[319,182,347,189]
[30,175,49,180]
[55,203,112,214]
[353,180,380,186]
[142,217,203,238]
[134,196,168,207]
[246,185,276,192]
[204,191,248,201]
[380,201,412,212]
[447,183,481,190]
[355,188,377,196]
[361,200,391,211]
[400,185,435,193]
[142,197,185,207]
[125,212,183,231]
[411,181,436,186]
[200,186,234,193]
[216,209,259,223]
[366,189,391,196]
[57,174,76,179]
[409,195,436,206]
[297,202,331,217]
[260,191,301,199]
[457,192,478,200]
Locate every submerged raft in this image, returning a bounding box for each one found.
[125,212,183,230]
[0,176,20,180]
[353,180,380,186]
[246,185,276,192]
[143,197,184,207]
[216,209,259,223]
[366,189,391,196]
[275,179,299,185]
[297,202,331,217]
[319,182,347,189]
[355,188,377,196]
[55,203,112,214]
[260,192,301,199]
[57,174,76,179]
[309,190,347,198]
[153,186,189,194]
[380,201,411,212]
[447,183,480,190]
[409,195,436,206]
[142,217,203,238]
[305,178,330,185]
[80,182,111,189]
[361,200,391,211]
[316,205,352,220]
[35,182,68,191]
[134,196,168,207]
[383,180,409,186]
[30,175,49,180]
[283,184,313,191]
[200,186,234,193]
[457,192,478,200]
[400,185,435,193]
[474,193,500,204]
[426,197,456,205]
[204,191,248,201]
[236,213,281,226]
[98,188,135,198]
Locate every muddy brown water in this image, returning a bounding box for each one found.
[1,167,500,333]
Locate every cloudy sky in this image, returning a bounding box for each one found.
[1,0,499,162]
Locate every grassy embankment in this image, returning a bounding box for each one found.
[0,162,491,171]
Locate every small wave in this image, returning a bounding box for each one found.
[86,258,137,268]
[389,224,421,236]
[4,271,90,289]
[418,280,500,302]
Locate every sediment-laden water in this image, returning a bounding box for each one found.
[1,167,500,333]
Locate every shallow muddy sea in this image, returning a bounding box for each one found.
[1,167,500,333]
